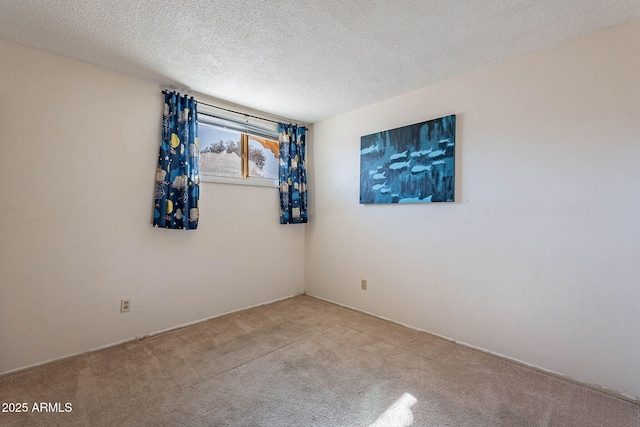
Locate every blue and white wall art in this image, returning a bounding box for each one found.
[360,114,456,204]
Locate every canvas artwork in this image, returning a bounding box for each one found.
[359,114,456,204]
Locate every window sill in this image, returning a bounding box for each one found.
[200,174,278,188]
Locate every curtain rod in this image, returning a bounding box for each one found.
[162,90,305,127]
[198,100,282,125]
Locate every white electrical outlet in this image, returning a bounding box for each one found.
[361,279,367,290]
[120,299,130,313]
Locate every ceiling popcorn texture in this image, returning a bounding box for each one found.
[1,0,640,123]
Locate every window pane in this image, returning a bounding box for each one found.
[248,136,279,180]
[199,124,242,178]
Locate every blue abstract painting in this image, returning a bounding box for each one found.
[360,115,456,204]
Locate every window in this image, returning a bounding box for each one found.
[247,135,279,180]
[198,115,280,187]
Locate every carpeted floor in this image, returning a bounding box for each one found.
[0,295,638,426]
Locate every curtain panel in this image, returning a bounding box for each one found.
[278,124,307,224]
[153,91,200,230]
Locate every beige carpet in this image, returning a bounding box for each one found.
[0,295,638,426]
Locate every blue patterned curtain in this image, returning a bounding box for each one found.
[153,91,200,229]
[278,124,307,224]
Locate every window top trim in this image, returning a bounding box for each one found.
[199,112,280,141]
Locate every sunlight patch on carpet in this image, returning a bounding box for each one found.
[370,393,417,427]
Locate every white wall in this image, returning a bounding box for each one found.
[306,19,640,399]
[0,40,305,374]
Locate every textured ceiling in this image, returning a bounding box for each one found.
[1,1,640,123]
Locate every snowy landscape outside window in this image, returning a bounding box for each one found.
[198,122,279,187]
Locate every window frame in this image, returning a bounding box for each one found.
[198,115,280,188]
